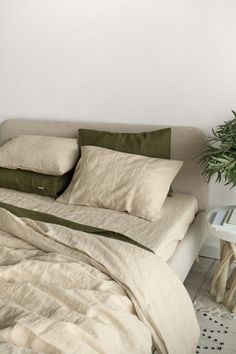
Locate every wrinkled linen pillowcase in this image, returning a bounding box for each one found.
[0,135,79,175]
[58,146,183,221]
[0,168,74,198]
[78,127,173,196]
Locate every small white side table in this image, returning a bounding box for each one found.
[208,206,236,313]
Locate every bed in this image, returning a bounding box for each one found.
[0,119,208,354]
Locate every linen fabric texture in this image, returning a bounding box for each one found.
[0,168,73,198]
[0,206,200,354]
[0,135,79,175]
[0,188,198,261]
[58,146,183,221]
[78,127,173,196]
[78,127,171,159]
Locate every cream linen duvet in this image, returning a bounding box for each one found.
[0,207,199,354]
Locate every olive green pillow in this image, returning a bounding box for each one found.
[78,128,171,159]
[0,168,74,198]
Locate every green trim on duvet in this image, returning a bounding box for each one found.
[0,201,153,253]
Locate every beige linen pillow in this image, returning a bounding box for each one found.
[58,146,183,221]
[0,135,79,176]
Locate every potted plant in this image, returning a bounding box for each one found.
[200,111,236,187]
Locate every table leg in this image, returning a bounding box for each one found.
[227,267,236,289]
[224,275,236,308]
[224,243,236,308]
[210,241,232,302]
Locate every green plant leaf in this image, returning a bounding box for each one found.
[200,111,236,188]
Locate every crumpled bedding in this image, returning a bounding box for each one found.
[0,207,199,353]
[0,188,198,261]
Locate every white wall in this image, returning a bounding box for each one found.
[0,0,236,253]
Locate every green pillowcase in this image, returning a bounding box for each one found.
[0,168,74,198]
[78,127,173,196]
[78,128,171,159]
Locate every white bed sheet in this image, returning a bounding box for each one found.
[0,188,198,261]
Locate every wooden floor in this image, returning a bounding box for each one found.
[184,256,217,301]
